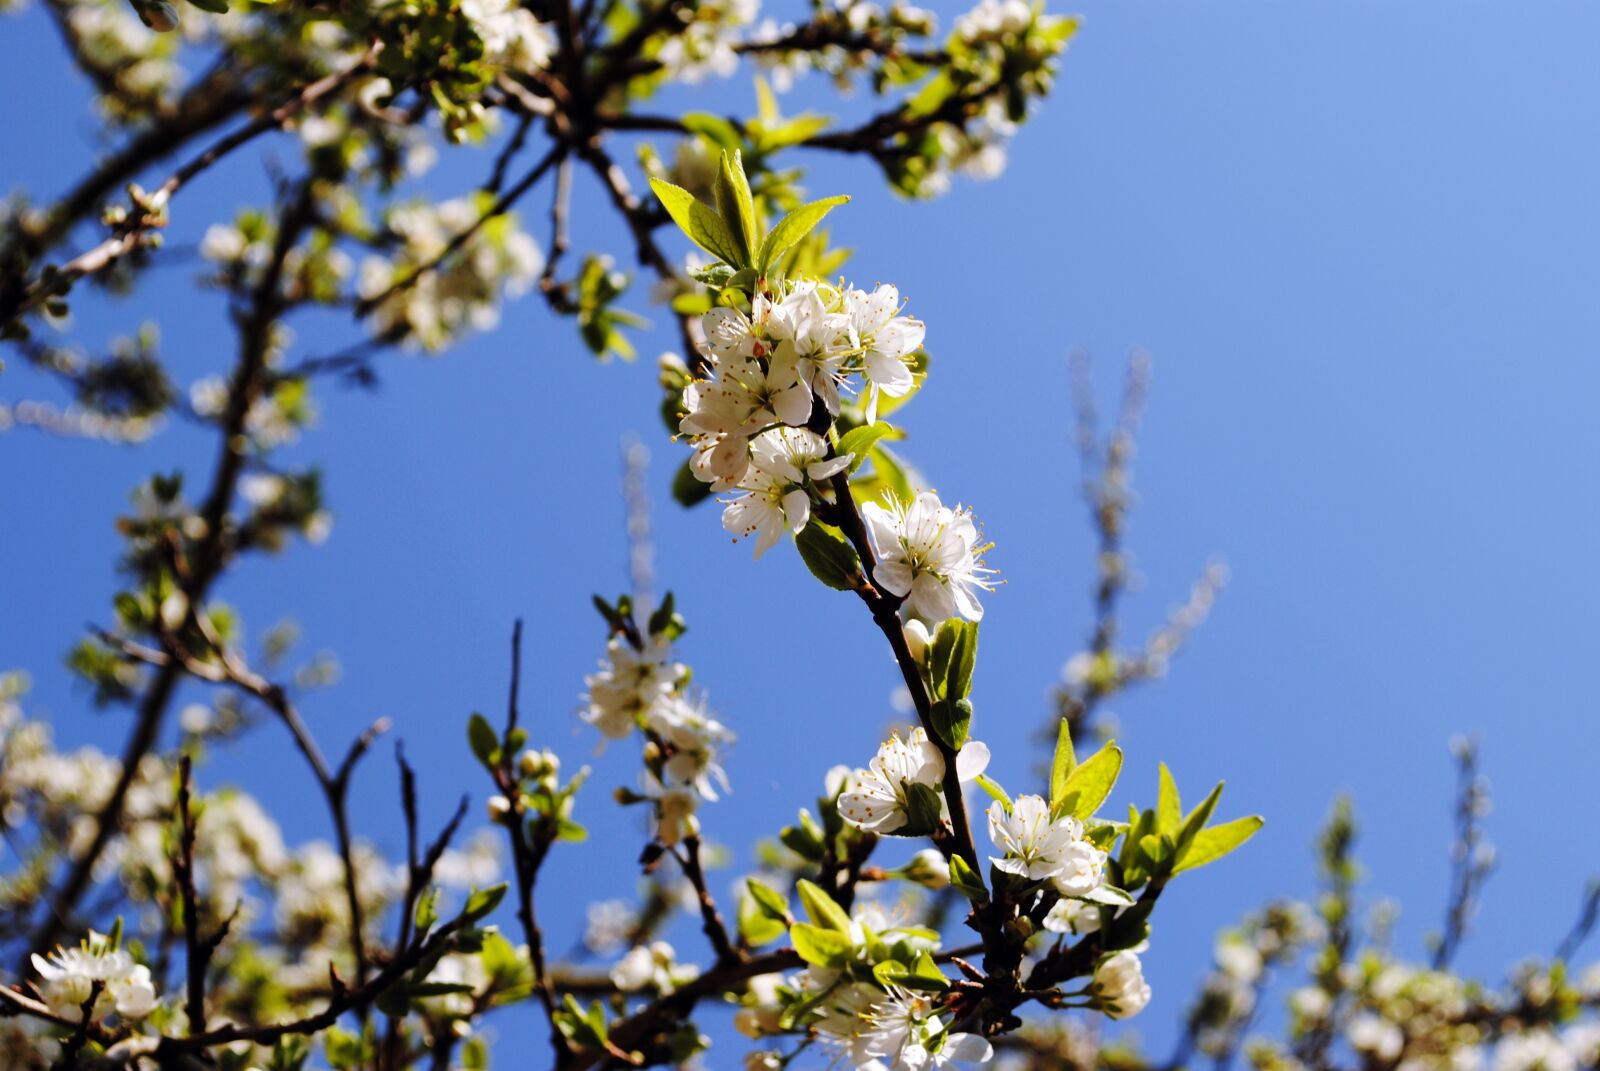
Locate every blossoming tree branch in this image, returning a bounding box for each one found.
[7,0,1596,1068]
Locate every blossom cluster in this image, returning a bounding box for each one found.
[359,196,544,352]
[580,600,732,846]
[675,268,995,619]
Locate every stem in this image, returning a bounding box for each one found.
[827,470,980,875]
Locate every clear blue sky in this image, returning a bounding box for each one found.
[3,0,1599,1060]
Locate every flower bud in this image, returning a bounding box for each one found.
[902,848,950,889]
[1093,950,1152,1019]
[486,795,511,821]
[902,619,931,664]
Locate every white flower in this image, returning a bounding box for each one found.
[838,729,990,834]
[461,0,556,70]
[986,795,1106,891]
[1349,1014,1405,1062]
[751,426,853,485]
[1215,938,1263,982]
[720,428,852,556]
[721,468,811,558]
[1042,897,1102,936]
[1093,950,1151,1020]
[767,281,851,412]
[31,937,157,1022]
[861,492,995,623]
[1289,986,1331,1021]
[844,285,925,423]
[581,638,679,741]
[645,693,733,799]
[609,940,696,993]
[851,991,994,1070]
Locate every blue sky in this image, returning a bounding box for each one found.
[3,0,1599,1060]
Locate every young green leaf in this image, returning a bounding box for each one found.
[1156,762,1182,835]
[790,922,854,967]
[795,521,861,591]
[948,853,988,902]
[796,879,853,933]
[757,196,849,274]
[1053,740,1123,821]
[462,883,508,923]
[1175,781,1225,859]
[929,697,971,750]
[929,619,977,701]
[648,178,744,267]
[1173,815,1264,873]
[467,713,499,767]
[836,422,894,472]
[713,150,759,266]
[1049,718,1076,810]
[747,878,791,922]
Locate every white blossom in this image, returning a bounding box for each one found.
[610,940,697,993]
[581,637,679,741]
[31,937,157,1022]
[986,795,1106,892]
[844,285,925,423]
[861,492,995,623]
[1350,1014,1406,1062]
[645,692,733,799]
[838,728,989,834]
[1092,950,1152,1020]
[1042,896,1102,936]
[851,990,994,1070]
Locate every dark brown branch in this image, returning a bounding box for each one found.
[20,177,319,971]
[675,836,738,967]
[2,43,381,328]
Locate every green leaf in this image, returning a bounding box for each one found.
[796,879,852,933]
[1156,763,1182,835]
[872,959,910,988]
[1173,815,1264,873]
[928,620,978,702]
[462,883,508,923]
[738,893,786,946]
[901,781,944,838]
[414,888,439,934]
[795,521,861,591]
[713,151,759,266]
[836,423,894,473]
[1049,719,1076,812]
[948,854,987,902]
[647,591,676,637]
[779,821,823,861]
[757,196,849,274]
[1175,781,1225,860]
[907,950,950,990]
[790,922,854,967]
[648,178,743,267]
[1054,740,1123,821]
[746,878,790,922]
[672,460,714,508]
[929,697,971,750]
[467,713,499,767]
